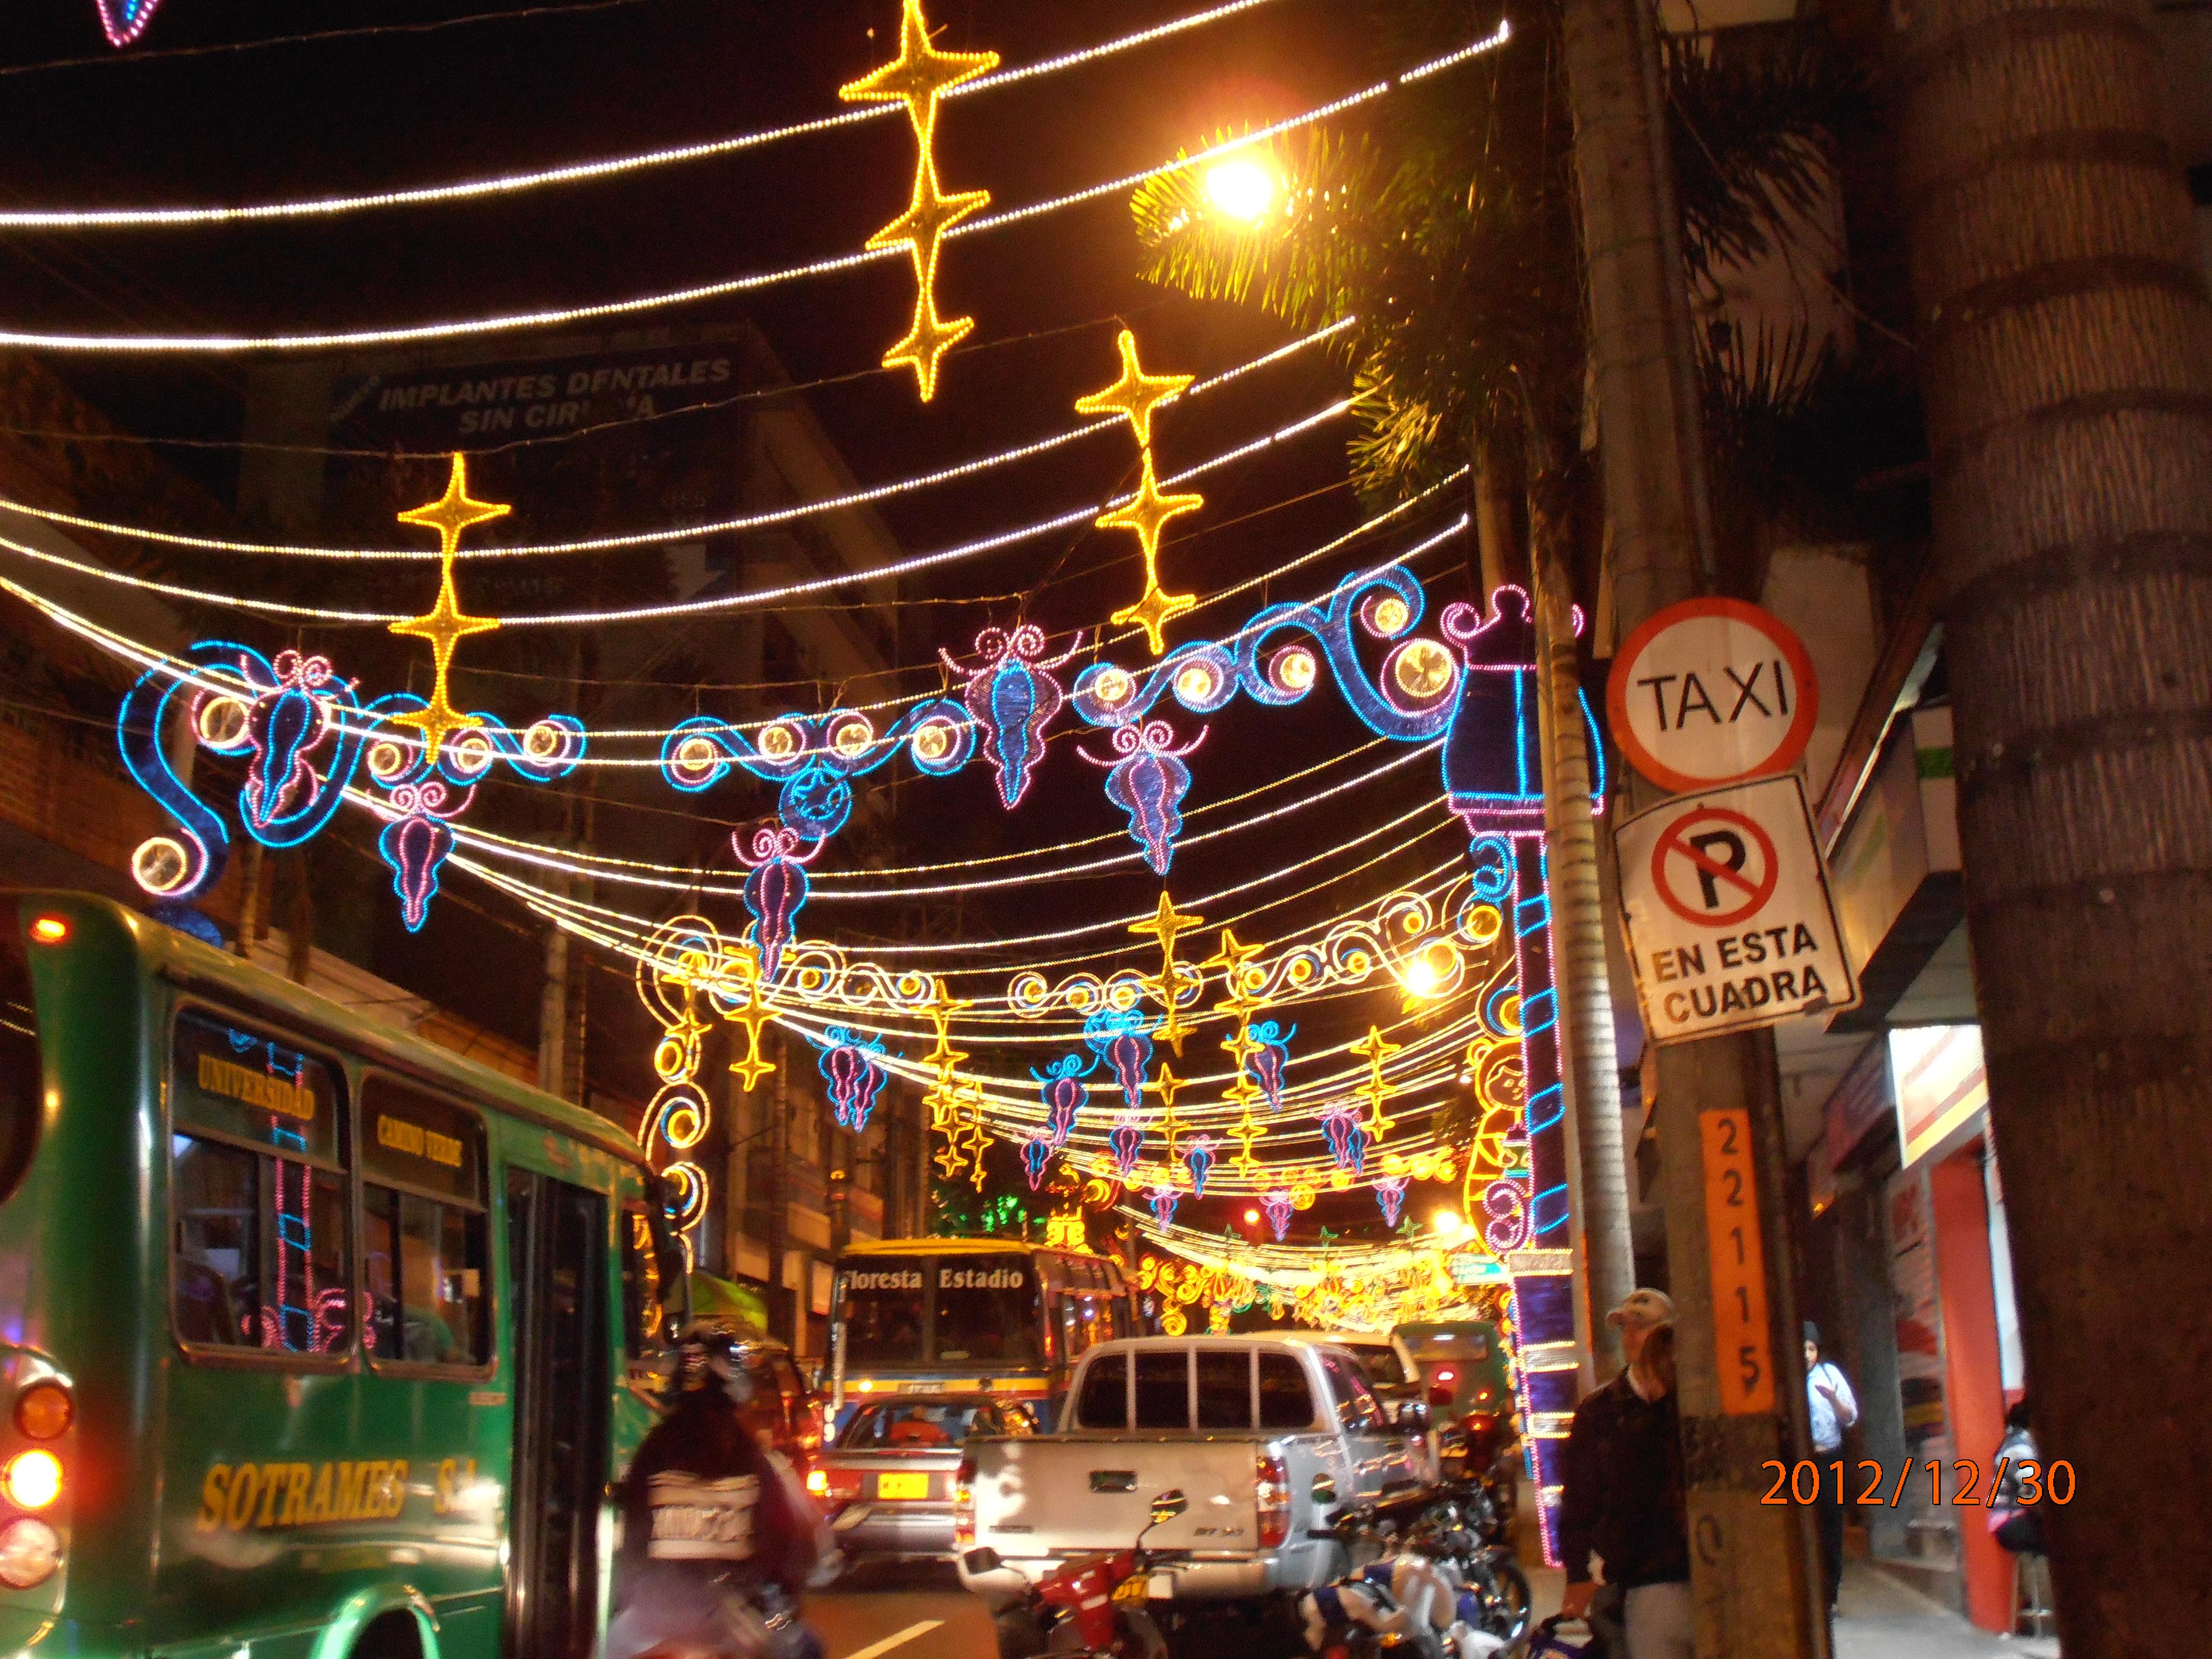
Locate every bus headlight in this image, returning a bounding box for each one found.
[0,1518,58,1588]
[3,1450,62,1511]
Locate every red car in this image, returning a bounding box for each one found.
[808,1394,1042,1569]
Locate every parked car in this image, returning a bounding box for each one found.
[811,1392,1043,1568]
[954,1335,1430,1623]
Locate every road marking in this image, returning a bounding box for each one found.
[838,1619,945,1659]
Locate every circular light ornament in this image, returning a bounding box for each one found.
[1091,668,1135,709]
[910,719,956,766]
[830,718,873,759]
[445,729,496,779]
[0,1518,58,1590]
[130,837,191,897]
[1390,639,1458,703]
[671,735,721,786]
[1173,660,1221,706]
[522,720,565,761]
[1363,592,1412,638]
[193,693,251,750]
[757,723,799,761]
[366,740,410,784]
[3,1450,61,1511]
[1269,646,1318,695]
[13,1384,71,1442]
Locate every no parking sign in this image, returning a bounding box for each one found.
[1616,775,1859,1043]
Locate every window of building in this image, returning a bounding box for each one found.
[360,1074,488,1368]
[170,1010,350,1357]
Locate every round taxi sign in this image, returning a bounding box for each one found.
[1605,597,1818,792]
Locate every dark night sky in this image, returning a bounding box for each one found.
[0,0,1491,1234]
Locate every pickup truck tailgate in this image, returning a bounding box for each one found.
[971,1436,1260,1557]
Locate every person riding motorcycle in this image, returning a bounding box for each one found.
[607,1322,835,1659]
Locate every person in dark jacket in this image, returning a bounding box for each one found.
[1558,1289,1689,1659]
[607,1323,832,1659]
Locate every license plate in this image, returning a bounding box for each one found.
[1112,1575,1149,1605]
[876,1472,931,1501]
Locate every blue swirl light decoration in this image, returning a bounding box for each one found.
[1081,719,1203,877]
[1066,566,1599,1567]
[1084,1006,1154,1111]
[1032,1053,1093,1148]
[1248,1019,1295,1111]
[662,700,973,976]
[940,624,1079,808]
[117,642,584,932]
[817,1027,891,1133]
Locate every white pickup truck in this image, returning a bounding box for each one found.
[954,1335,1430,1609]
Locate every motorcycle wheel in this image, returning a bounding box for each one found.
[1480,1562,1533,1641]
[994,1606,1050,1659]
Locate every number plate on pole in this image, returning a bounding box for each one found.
[1699,1109,1774,1415]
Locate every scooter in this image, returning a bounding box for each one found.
[967,1488,1188,1659]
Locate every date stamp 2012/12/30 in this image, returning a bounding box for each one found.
[1761,1458,2076,1507]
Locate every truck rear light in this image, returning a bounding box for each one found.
[12,1385,71,1442]
[0,1518,57,1588]
[805,1468,829,1497]
[26,917,68,946]
[1255,1452,1290,1548]
[2,1451,60,1511]
[953,1457,975,1549]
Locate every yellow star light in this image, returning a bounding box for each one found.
[1229,1111,1264,1175]
[838,0,998,141]
[867,150,990,259]
[1130,890,1205,957]
[1100,451,1205,655]
[391,453,508,765]
[933,1135,969,1180]
[1076,329,1193,451]
[882,275,974,403]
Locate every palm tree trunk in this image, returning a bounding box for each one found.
[1530,525,1635,1385]
[1894,0,2212,1647]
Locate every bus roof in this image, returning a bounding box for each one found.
[38,892,644,1165]
[839,1237,1093,1258]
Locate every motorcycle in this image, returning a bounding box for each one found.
[1297,1499,1522,1659]
[967,1488,1187,1659]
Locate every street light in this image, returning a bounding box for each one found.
[1432,1209,1466,1241]
[1243,1206,1262,1225]
[1205,156,1277,223]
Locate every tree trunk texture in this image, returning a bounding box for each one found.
[1533,528,1636,1384]
[1893,0,2212,1646]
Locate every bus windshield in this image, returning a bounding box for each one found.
[934,1260,1041,1366]
[841,1259,928,1365]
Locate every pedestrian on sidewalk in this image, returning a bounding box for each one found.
[1988,1398,2044,1554]
[1803,1322,1859,1617]
[1558,1289,1689,1659]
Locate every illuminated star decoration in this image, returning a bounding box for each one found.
[1078,331,1203,655]
[725,944,779,1091]
[1352,1024,1404,1141]
[839,0,998,401]
[391,453,508,765]
[1130,891,1205,1054]
[1099,451,1206,656]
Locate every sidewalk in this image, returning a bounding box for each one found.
[1833,1560,2059,1659]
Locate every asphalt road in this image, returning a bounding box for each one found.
[808,1563,997,1659]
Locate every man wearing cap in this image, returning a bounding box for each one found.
[1558,1288,1690,1659]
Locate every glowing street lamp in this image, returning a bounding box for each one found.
[1432,1209,1467,1241]
[1205,155,1277,223]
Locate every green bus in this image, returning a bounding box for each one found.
[0,893,689,1659]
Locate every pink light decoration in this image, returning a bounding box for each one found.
[1147,1184,1180,1228]
[1248,1019,1294,1111]
[377,779,468,933]
[1261,1189,1295,1241]
[941,623,1080,808]
[731,822,821,982]
[1108,1113,1145,1179]
[1082,718,1205,876]
[1374,1176,1410,1227]
[1320,1104,1368,1173]
[1182,1134,1218,1197]
[96,0,164,47]
[1021,1135,1053,1191]
[1483,1176,1530,1253]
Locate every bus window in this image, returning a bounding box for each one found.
[360,1075,488,1369]
[620,1206,664,1358]
[840,1259,928,1367]
[935,1260,1042,1367]
[0,928,39,1207]
[169,1010,350,1356]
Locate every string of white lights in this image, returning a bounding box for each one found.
[0,400,1352,626]
[454,739,1441,901]
[0,25,1508,354]
[0,320,1355,561]
[0,0,1295,231]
